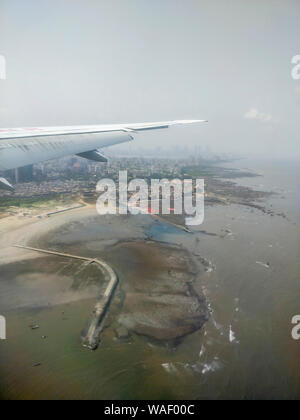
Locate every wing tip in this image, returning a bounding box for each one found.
[175,119,208,125]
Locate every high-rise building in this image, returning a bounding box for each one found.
[4,165,34,184]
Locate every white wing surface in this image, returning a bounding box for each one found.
[0,119,207,190]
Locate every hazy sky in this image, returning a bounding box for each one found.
[0,0,300,158]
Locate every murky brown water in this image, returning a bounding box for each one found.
[0,160,300,400]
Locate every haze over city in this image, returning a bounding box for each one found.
[0,0,300,158]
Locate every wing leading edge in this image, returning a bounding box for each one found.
[0,119,207,140]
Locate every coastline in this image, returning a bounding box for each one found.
[0,202,210,345]
[1,160,299,399]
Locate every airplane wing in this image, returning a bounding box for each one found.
[0,119,207,190]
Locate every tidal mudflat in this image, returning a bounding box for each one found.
[35,213,211,344]
[0,160,300,399]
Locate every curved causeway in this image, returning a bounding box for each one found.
[14,245,118,350]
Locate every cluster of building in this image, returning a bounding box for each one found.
[0,154,224,200]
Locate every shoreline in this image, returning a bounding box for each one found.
[0,202,209,346]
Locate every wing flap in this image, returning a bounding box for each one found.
[77,150,108,162]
